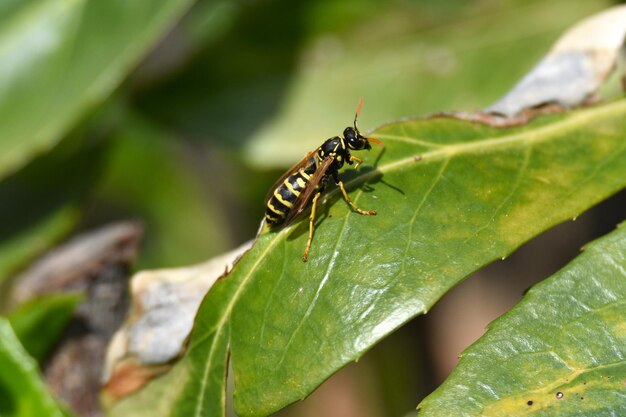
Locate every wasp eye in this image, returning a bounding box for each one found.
[344,127,362,149]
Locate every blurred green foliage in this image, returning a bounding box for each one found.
[94,113,232,267]
[0,318,66,417]
[0,132,108,286]
[7,293,83,363]
[0,0,620,416]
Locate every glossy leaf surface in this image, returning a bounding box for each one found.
[418,222,626,416]
[0,318,64,417]
[0,0,193,181]
[230,100,626,416]
[112,99,626,417]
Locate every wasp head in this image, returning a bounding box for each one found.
[344,127,371,150]
[344,99,381,151]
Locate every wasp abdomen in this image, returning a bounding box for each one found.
[265,164,315,225]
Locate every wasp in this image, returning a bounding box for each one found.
[264,98,381,262]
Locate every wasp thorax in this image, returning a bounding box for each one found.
[344,127,370,150]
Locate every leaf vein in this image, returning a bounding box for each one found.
[259,240,289,345]
[191,234,284,417]
[399,158,450,276]
[374,133,443,148]
[462,144,532,245]
[275,188,366,369]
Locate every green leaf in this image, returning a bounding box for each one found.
[418,222,626,416]
[0,0,194,181]
[7,293,82,362]
[112,99,626,417]
[229,99,626,416]
[0,318,64,417]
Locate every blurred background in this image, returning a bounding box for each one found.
[1,0,625,416]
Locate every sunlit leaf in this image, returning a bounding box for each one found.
[0,318,64,417]
[418,222,626,416]
[228,99,626,416]
[112,98,626,417]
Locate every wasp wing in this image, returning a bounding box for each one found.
[264,149,318,205]
[283,155,334,226]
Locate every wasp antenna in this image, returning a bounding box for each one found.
[354,97,364,130]
[367,137,382,146]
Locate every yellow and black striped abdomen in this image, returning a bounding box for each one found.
[265,166,314,225]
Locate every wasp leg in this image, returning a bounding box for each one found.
[303,191,322,262]
[337,181,377,216]
[349,155,363,170]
